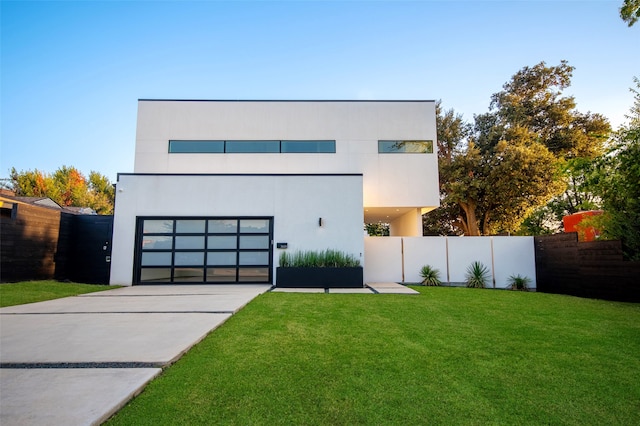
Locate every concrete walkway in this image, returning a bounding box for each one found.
[270,282,419,294]
[0,284,270,426]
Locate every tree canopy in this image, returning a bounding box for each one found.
[424,61,611,236]
[620,0,640,26]
[9,166,114,215]
[589,77,640,259]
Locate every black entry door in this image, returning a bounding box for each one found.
[134,216,273,285]
[70,215,113,284]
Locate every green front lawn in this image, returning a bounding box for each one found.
[0,280,115,307]
[107,287,640,425]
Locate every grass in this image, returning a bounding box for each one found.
[107,287,640,425]
[0,280,116,307]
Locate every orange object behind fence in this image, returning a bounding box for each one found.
[562,210,603,242]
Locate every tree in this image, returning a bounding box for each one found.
[620,0,640,26]
[442,139,563,235]
[479,61,610,159]
[590,78,640,259]
[9,166,114,215]
[435,100,471,165]
[433,62,609,236]
[519,155,603,235]
[365,223,390,236]
[422,101,470,235]
[480,61,610,236]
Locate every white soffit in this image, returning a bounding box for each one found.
[364,207,420,223]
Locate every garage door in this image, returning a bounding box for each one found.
[134,217,273,284]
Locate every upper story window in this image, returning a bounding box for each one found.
[281,140,335,153]
[168,140,336,154]
[225,141,280,153]
[378,140,433,154]
[168,140,224,153]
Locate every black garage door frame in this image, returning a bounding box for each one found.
[133,216,274,285]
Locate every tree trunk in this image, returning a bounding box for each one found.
[459,201,481,236]
[482,211,491,235]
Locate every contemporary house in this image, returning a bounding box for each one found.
[110,100,439,285]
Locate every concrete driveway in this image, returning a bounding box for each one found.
[0,284,271,426]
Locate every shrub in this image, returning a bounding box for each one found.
[419,265,442,286]
[279,249,361,268]
[507,274,531,291]
[465,261,490,288]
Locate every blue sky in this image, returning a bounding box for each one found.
[1,0,638,182]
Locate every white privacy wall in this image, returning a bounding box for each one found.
[364,236,536,289]
[110,174,364,285]
[363,237,403,283]
[492,237,537,288]
[446,237,494,284]
[403,237,448,283]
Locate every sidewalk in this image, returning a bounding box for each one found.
[0,285,270,426]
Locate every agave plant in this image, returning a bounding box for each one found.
[507,274,531,291]
[419,265,441,286]
[465,261,490,288]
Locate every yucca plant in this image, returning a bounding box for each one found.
[419,265,441,286]
[465,261,490,288]
[507,274,531,291]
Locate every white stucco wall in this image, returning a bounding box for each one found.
[403,237,449,283]
[446,237,495,285]
[492,237,536,289]
[389,209,423,237]
[134,100,439,210]
[110,174,364,285]
[363,237,403,283]
[363,236,536,289]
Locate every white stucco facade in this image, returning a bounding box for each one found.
[110,174,363,285]
[110,100,439,285]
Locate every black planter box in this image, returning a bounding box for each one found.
[276,267,364,288]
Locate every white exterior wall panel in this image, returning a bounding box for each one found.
[447,237,494,285]
[110,174,364,286]
[363,237,403,283]
[492,236,537,289]
[134,101,439,210]
[403,237,449,283]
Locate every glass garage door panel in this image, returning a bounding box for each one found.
[207,236,236,249]
[208,220,238,233]
[141,252,172,266]
[136,217,272,284]
[173,268,205,282]
[207,252,237,266]
[240,235,269,249]
[143,220,173,234]
[142,236,173,250]
[240,219,269,233]
[176,220,205,233]
[140,268,171,283]
[238,267,269,282]
[206,268,236,282]
[239,251,269,265]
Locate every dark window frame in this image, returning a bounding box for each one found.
[168,140,336,154]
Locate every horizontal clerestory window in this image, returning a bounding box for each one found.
[378,140,433,154]
[168,140,336,154]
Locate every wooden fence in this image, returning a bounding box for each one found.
[534,233,640,302]
[1,202,112,284]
